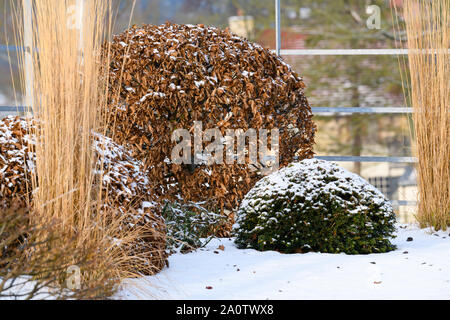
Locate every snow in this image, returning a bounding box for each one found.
[194,80,205,87]
[139,92,166,102]
[0,277,59,300]
[116,224,450,300]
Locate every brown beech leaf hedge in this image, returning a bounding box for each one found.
[106,23,316,231]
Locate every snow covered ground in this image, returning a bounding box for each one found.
[116,224,450,300]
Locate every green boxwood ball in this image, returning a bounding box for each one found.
[233,159,397,254]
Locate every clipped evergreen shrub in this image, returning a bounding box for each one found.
[234,159,397,254]
[162,200,227,253]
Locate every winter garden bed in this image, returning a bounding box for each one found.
[113,160,449,300]
[1,20,448,300]
[2,223,449,300]
[116,224,450,300]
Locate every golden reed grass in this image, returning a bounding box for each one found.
[393,0,449,230]
[6,0,161,298]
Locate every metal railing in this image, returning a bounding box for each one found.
[0,106,27,112]
[274,0,418,206]
[0,106,415,114]
[0,45,24,52]
[281,49,410,56]
[316,156,417,164]
[312,107,413,115]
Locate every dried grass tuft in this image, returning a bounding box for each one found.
[393,0,449,230]
[3,0,166,298]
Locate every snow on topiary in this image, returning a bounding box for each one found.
[0,116,154,212]
[233,159,397,254]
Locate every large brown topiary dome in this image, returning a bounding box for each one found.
[107,23,316,222]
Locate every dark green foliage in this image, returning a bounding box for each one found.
[162,201,227,253]
[234,159,397,254]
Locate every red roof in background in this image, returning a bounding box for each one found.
[256,29,305,50]
[391,0,403,8]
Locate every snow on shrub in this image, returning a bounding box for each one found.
[0,116,153,211]
[0,117,35,209]
[234,159,397,254]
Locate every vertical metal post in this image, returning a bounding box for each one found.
[275,0,281,56]
[23,0,33,113]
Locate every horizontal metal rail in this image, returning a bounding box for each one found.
[0,45,24,52]
[281,48,450,56]
[312,107,413,114]
[0,106,28,112]
[0,106,415,114]
[281,49,409,56]
[316,156,418,163]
